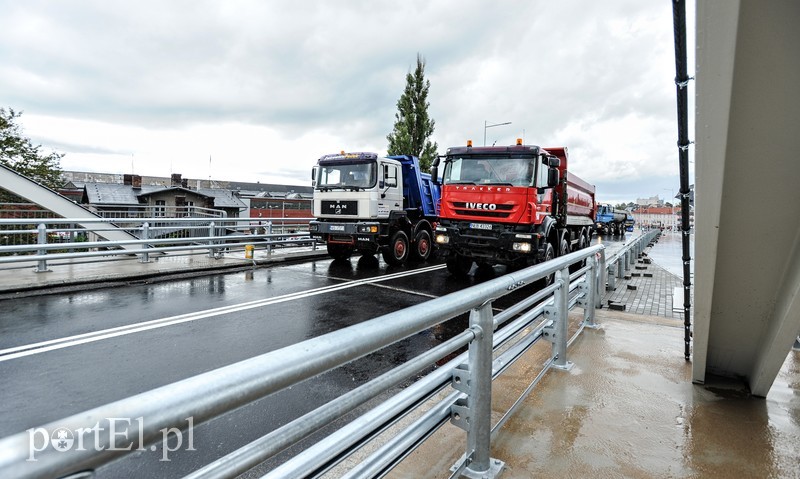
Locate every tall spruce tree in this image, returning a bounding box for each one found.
[386,54,438,172]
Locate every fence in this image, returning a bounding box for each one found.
[0,216,318,272]
[0,231,660,478]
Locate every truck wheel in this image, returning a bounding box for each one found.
[382,230,409,265]
[558,238,569,257]
[410,230,432,262]
[570,235,587,273]
[446,254,473,276]
[327,243,353,260]
[539,243,556,287]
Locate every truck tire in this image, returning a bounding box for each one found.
[446,254,473,277]
[570,234,587,273]
[558,238,569,257]
[382,230,409,265]
[327,243,353,260]
[410,230,432,262]
[539,243,555,287]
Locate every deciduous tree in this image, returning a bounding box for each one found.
[1,108,64,193]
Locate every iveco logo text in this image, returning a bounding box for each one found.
[467,203,497,210]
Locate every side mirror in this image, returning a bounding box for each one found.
[311,166,317,187]
[430,166,439,184]
[548,168,560,187]
[548,156,560,168]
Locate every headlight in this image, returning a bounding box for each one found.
[512,242,531,253]
[309,224,319,232]
[435,234,449,244]
[357,225,378,233]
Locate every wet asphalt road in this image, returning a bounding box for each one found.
[0,233,635,477]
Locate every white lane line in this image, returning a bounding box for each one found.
[0,264,446,362]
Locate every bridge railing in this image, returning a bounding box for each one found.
[0,217,318,271]
[603,229,661,291]
[0,242,612,478]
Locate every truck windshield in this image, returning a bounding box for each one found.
[443,157,534,187]
[316,162,377,190]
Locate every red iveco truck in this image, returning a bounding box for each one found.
[432,139,596,276]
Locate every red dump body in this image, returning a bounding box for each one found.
[545,147,597,226]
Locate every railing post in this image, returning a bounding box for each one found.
[267,221,273,256]
[582,254,598,328]
[34,223,50,273]
[607,260,617,290]
[208,221,216,258]
[544,268,572,371]
[596,248,606,309]
[140,222,150,263]
[457,301,504,478]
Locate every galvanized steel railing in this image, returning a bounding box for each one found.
[0,217,318,272]
[0,231,660,478]
[0,241,614,479]
[603,229,661,291]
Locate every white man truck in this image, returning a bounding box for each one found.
[309,152,440,265]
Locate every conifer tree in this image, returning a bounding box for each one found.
[386,54,438,172]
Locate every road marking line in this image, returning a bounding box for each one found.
[0,264,446,362]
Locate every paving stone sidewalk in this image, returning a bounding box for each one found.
[601,246,689,321]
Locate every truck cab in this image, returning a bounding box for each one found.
[309,152,439,265]
[433,140,595,276]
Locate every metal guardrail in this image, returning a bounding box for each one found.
[604,230,661,291]
[0,217,318,272]
[0,240,616,479]
[0,231,659,478]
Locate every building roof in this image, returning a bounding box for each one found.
[80,182,246,209]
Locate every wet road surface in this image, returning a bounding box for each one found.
[0,233,636,477]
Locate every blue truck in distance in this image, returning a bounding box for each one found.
[309,152,440,265]
[595,204,634,235]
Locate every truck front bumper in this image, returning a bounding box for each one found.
[433,222,541,263]
[309,221,384,246]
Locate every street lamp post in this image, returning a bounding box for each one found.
[484,121,512,146]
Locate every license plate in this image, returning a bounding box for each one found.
[329,225,345,231]
[469,223,492,230]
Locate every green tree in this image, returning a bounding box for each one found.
[386,54,438,172]
[1,108,64,192]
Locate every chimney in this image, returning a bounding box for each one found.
[171,173,182,187]
[181,178,188,188]
[123,174,132,185]
[131,175,142,189]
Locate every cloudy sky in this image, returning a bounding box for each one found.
[1,0,694,205]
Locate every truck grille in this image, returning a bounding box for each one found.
[451,202,514,218]
[321,201,358,215]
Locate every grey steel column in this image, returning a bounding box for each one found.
[584,255,597,327]
[463,302,504,478]
[208,221,216,258]
[34,223,50,273]
[552,268,571,369]
[140,222,150,263]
